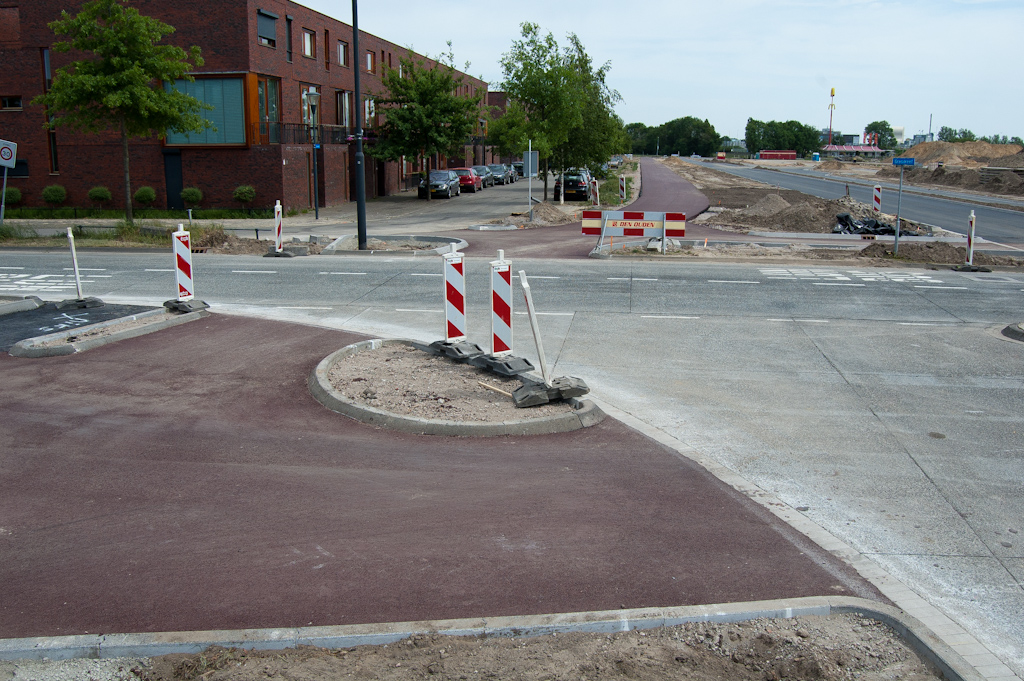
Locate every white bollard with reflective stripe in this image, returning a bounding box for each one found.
[490,249,513,356]
[967,210,976,266]
[619,176,626,202]
[873,185,881,212]
[591,179,600,207]
[172,225,195,302]
[442,244,466,342]
[274,200,283,253]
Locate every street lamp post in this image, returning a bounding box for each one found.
[305,90,321,220]
[352,0,367,250]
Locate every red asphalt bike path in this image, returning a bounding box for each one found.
[0,314,884,640]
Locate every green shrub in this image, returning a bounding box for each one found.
[87,186,112,205]
[3,187,21,205]
[134,186,157,206]
[180,187,203,207]
[41,184,67,206]
[233,185,256,204]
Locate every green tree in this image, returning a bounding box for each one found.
[658,116,721,157]
[498,23,588,199]
[1011,136,1024,147]
[373,45,482,201]
[864,120,897,149]
[745,118,820,156]
[938,126,977,143]
[31,0,211,224]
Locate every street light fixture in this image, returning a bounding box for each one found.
[305,90,321,220]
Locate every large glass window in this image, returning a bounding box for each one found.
[300,84,321,125]
[337,40,349,67]
[302,30,315,58]
[166,78,246,145]
[257,76,281,143]
[336,90,350,127]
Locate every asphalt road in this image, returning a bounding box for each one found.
[696,160,1024,246]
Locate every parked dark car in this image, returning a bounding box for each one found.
[553,172,592,201]
[418,170,461,199]
[472,165,495,188]
[452,167,483,192]
[512,161,524,177]
[488,164,511,185]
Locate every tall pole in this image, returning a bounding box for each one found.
[828,87,836,146]
[352,0,368,250]
[309,96,320,220]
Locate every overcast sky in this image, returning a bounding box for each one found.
[298,0,1020,141]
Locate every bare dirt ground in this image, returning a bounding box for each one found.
[327,343,573,421]
[115,613,941,680]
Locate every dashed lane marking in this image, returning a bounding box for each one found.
[708,280,760,284]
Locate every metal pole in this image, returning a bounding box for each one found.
[894,167,904,256]
[352,0,367,250]
[0,166,8,227]
[528,139,533,223]
[312,110,320,221]
[66,227,84,300]
[518,270,551,387]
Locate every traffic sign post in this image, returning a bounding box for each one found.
[0,138,17,228]
[892,157,915,255]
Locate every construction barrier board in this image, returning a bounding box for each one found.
[581,210,686,237]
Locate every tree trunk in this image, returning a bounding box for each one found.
[424,153,431,201]
[542,157,549,201]
[121,115,133,225]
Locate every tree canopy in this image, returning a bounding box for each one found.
[31,0,211,223]
[373,46,482,199]
[626,117,721,157]
[745,118,821,156]
[938,126,976,143]
[492,23,626,198]
[864,120,897,149]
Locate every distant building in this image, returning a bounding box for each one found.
[822,144,884,158]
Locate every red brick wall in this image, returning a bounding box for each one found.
[321,145,348,205]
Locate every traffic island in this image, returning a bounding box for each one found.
[320,235,468,256]
[308,339,605,436]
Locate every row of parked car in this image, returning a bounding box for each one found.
[418,163,520,199]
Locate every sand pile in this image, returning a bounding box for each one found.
[739,194,790,217]
[816,158,846,171]
[876,164,1023,194]
[714,195,927,235]
[899,141,1021,167]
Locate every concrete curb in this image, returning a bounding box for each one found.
[9,308,211,358]
[0,296,43,316]
[0,596,983,680]
[307,338,605,436]
[321,234,469,256]
[1002,322,1024,342]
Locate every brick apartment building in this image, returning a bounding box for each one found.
[0,0,493,210]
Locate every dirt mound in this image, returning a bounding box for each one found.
[739,194,790,217]
[715,194,928,235]
[989,150,1024,169]
[876,163,1023,195]
[859,241,1023,266]
[900,140,1022,167]
[487,201,580,228]
[133,613,942,681]
[817,158,846,171]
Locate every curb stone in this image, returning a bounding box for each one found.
[308,338,605,436]
[321,235,469,256]
[1002,322,1024,342]
[0,296,44,316]
[9,308,211,357]
[0,596,983,681]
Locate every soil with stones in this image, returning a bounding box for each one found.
[115,613,942,680]
[326,343,574,422]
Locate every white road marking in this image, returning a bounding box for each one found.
[633,278,658,282]
[145,269,174,272]
[642,315,700,319]
[319,271,367,275]
[409,273,442,277]
[898,322,939,326]
[276,306,332,310]
[813,282,865,287]
[708,280,759,284]
[513,311,574,316]
[0,266,25,270]
[232,270,277,274]
[914,285,968,290]
[396,308,440,313]
[529,276,561,279]
[63,268,106,271]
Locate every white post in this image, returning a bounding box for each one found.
[967,210,976,266]
[442,243,466,342]
[0,166,8,227]
[559,169,564,205]
[518,270,551,386]
[527,140,533,223]
[274,200,283,253]
[65,227,84,300]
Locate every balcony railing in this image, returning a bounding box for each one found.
[251,123,379,146]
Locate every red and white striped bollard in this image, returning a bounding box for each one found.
[172,225,195,302]
[490,249,513,356]
[442,244,466,342]
[274,200,283,253]
[619,176,626,202]
[873,185,881,212]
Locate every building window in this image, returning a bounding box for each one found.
[1,95,22,109]
[336,90,350,127]
[9,160,28,177]
[165,78,246,145]
[257,76,281,143]
[302,29,315,58]
[285,16,293,61]
[300,84,321,125]
[256,10,277,48]
[337,40,349,67]
[363,96,375,128]
[324,29,330,69]
[365,50,374,73]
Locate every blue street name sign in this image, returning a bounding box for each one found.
[893,157,915,166]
